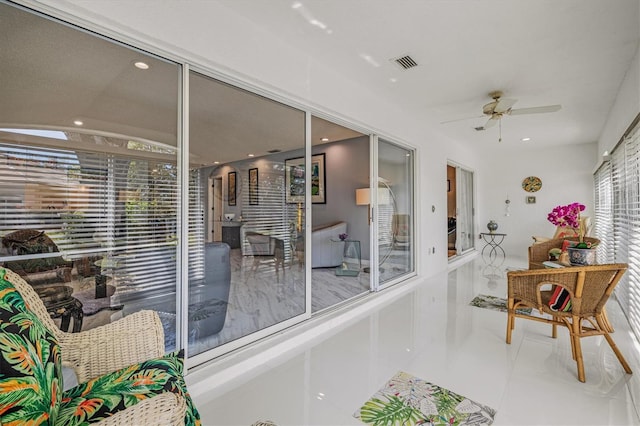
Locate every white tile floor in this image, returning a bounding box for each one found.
[188,254,640,425]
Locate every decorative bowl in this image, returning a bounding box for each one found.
[224,213,235,221]
[567,247,596,265]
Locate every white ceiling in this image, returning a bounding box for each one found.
[219,0,640,148]
[0,2,364,166]
[2,0,639,160]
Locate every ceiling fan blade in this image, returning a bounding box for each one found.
[483,116,499,129]
[440,115,485,124]
[494,98,517,113]
[510,105,561,115]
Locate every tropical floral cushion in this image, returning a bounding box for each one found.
[0,266,200,425]
[58,350,201,425]
[0,268,62,425]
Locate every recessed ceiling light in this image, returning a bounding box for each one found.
[213,161,220,164]
[321,137,329,142]
[73,120,83,126]
[247,154,255,157]
[134,61,149,70]
[521,137,531,142]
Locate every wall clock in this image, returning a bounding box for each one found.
[522,176,542,192]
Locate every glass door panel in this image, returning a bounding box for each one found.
[0,2,181,351]
[456,167,475,253]
[309,116,369,313]
[187,71,308,359]
[376,138,415,288]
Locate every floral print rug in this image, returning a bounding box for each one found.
[469,294,532,315]
[354,371,496,425]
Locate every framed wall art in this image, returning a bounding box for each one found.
[228,171,236,206]
[285,153,326,204]
[249,168,258,205]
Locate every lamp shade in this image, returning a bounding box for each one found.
[356,187,391,205]
[356,188,370,205]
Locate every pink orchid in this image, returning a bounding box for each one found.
[547,202,586,241]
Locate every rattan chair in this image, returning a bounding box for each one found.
[528,236,600,269]
[506,263,632,382]
[4,267,187,425]
[527,236,616,332]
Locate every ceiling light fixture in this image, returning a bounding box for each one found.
[321,137,329,142]
[247,154,255,157]
[213,161,220,164]
[521,137,531,142]
[73,120,83,126]
[134,61,149,70]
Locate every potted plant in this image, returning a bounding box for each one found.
[547,202,597,265]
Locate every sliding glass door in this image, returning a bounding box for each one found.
[187,71,309,361]
[0,1,419,368]
[375,138,415,289]
[0,1,182,350]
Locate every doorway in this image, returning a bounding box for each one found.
[447,165,457,258]
[207,176,223,242]
[447,163,475,258]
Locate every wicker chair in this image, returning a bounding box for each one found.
[506,263,632,382]
[3,267,188,425]
[528,236,600,269]
[527,236,615,332]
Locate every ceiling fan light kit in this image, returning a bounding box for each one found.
[445,90,562,142]
[481,91,562,142]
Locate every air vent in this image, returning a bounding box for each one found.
[267,149,281,153]
[474,126,485,131]
[391,55,418,70]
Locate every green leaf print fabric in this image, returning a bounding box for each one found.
[0,268,62,425]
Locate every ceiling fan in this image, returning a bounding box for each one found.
[443,91,562,142]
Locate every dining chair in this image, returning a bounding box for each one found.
[245,231,285,280]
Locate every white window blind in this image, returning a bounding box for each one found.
[595,120,640,340]
[0,139,189,306]
[625,132,640,334]
[594,161,614,263]
[238,160,300,263]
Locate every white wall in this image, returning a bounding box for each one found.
[475,142,597,261]
[599,44,640,158]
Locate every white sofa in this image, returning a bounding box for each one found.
[312,221,347,268]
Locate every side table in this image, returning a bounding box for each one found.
[479,232,506,260]
[331,239,361,276]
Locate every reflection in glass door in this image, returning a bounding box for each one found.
[187,71,309,361]
[456,166,475,254]
[376,138,415,288]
